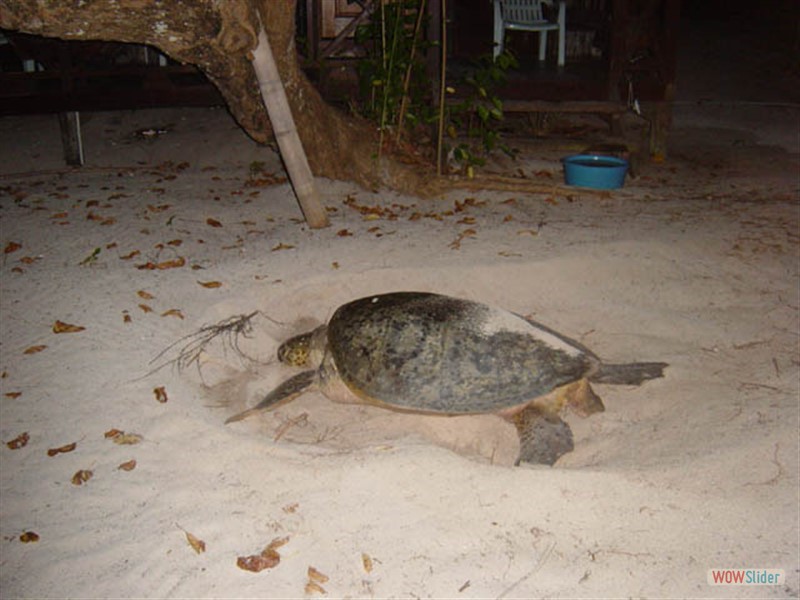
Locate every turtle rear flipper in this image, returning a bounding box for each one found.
[225,370,317,424]
[590,361,668,385]
[513,407,575,466]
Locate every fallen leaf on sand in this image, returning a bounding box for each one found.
[47,442,77,456]
[105,430,143,445]
[237,554,279,573]
[271,243,295,252]
[113,433,143,445]
[23,345,47,354]
[198,281,222,288]
[305,581,327,595]
[362,553,374,573]
[118,459,137,471]
[4,241,22,254]
[19,531,39,543]
[136,257,186,270]
[175,525,206,554]
[53,320,85,334]
[206,218,223,227]
[120,250,141,260]
[6,432,30,449]
[139,304,153,313]
[5,392,22,399]
[161,309,184,319]
[137,290,155,300]
[153,386,168,403]
[71,469,93,485]
[308,566,329,583]
[236,537,289,573]
[448,228,477,250]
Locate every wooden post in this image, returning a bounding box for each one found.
[250,24,329,228]
[57,111,85,166]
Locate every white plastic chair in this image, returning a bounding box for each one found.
[493,0,566,66]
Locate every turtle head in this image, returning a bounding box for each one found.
[278,325,328,367]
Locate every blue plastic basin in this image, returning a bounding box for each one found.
[562,154,629,189]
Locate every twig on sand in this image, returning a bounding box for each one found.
[146,311,261,377]
[274,412,309,442]
[496,542,555,599]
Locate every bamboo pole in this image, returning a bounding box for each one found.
[250,23,329,228]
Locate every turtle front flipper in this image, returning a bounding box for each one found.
[225,370,317,424]
[513,406,574,466]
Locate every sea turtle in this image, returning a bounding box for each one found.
[226,292,667,465]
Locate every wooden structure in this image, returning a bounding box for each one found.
[0,29,328,228]
[303,0,681,154]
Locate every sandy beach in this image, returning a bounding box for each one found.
[1,18,798,598]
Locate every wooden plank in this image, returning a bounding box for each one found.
[251,24,329,229]
[495,100,627,114]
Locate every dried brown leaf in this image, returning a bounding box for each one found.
[185,531,206,554]
[118,459,137,471]
[137,290,155,300]
[206,218,223,228]
[139,304,153,313]
[305,581,327,595]
[153,386,168,403]
[104,428,124,439]
[23,345,47,355]
[237,553,279,572]
[47,442,77,457]
[120,250,141,260]
[19,531,39,543]
[136,257,185,270]
[161,309,185,319]
[362,553,374,573]
[4,241,22,254]
[336,229,353,237]
[5,392,22,399]
[71,469,93,485]
[198,281,222,288]
[271,243,295,252]
[6,432,29,449]
[53,320,85,334]
[308,566,329,584]
[112,433,143,445]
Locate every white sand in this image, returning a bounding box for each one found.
[1,32,799,597]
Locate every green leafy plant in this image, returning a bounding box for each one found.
[354,2,517,173]
[445,51,519,172]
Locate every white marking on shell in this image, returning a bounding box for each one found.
[477,307,583,357]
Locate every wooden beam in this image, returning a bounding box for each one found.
[57,111,84,166]
[500,100,627,114]
[251,24,329,229]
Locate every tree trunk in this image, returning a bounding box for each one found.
[0,0,427,193]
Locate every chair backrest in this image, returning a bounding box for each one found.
[499,0,550,24]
